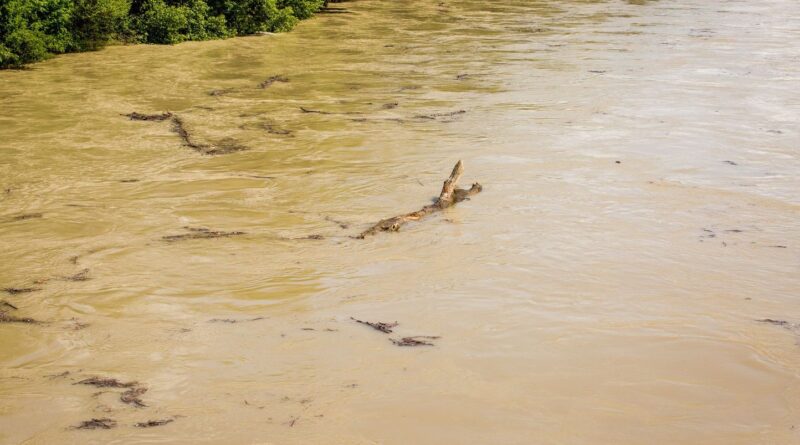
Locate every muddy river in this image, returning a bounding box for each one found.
[1,0,799,443]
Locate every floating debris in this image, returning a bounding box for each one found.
[46,371,71,379]
[0,300,18,311]
[121,386,148,407]
[73,418,117,430]
[127,112,248,155]
[325,216,350,229]
[204,137,249,156]
[299,106,363,116]
[76,377,138,389]
[124,112,173,121]
[297,234,324,240]
[162,227,246,242]
[170,116,209,153]
[2,287,39,295]
[413,110,466,121]
[209,88,235,96]
[69,318,90,330]
[300,106,333,115]
[390,336,440,347]
[12,213,43,221]
[135,418,174,428]
[758,318,795,328]
[756,318,800,345]
[242,174,276,179]
[61,268,90,282]
[0,312,38,324]
[262,122,293,136]
[259,75,289,89]
[208,317,265,324]
[700,228,716,239]
[350,317,398,334]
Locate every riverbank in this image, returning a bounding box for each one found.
[0,0,334,69]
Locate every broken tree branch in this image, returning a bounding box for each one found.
[357,160,482,239]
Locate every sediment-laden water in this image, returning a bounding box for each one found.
[1,0,799,443]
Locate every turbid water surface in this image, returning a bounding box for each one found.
[1,0,799,443]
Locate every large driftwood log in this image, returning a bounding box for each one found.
[357,160,482,239]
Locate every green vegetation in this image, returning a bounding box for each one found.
[0,0,324,68]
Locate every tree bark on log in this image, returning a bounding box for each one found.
[356,160,482,239]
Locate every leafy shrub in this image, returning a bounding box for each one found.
[0,0,321,68]
[2,28,49,67]
[277,0,323,20]
[181,0,228,40]
[135,0,189,44]
[132,0,230,43]
[0,0,73,66]
[71,0,129,50]
[207,0,297,35]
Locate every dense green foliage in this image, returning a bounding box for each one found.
[0,0,323,68]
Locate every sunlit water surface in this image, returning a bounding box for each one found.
[1,0,799,443]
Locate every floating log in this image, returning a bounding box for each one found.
[357,160,482,239]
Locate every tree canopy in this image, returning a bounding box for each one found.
[0,0,324,68]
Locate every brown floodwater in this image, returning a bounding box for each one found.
[1,0,799,443]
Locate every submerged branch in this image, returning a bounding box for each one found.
[124,112,173,121]
[350,317,398,333]
[126,112,248,156]
[259,75,289,89]
[162,226,246,242]
[0,311,39,324]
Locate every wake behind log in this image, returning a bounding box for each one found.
[356,160,482,239]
